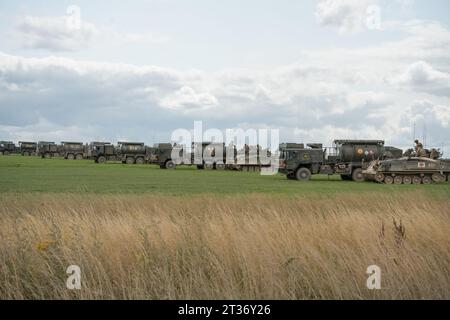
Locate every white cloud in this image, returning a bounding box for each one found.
[160,86,218,112]
[393,61,450,96]
[16,15,100,51]
[15,15,168,52]
[315,0,379,34]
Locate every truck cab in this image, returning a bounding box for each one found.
[38,141,59,158]
[152,143,188,169]
[94,143,117,164]
[279,143,326,181]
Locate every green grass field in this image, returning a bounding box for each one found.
[1,155,449,196]
[1,155,449,299]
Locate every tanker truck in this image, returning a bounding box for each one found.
[117,142,149,164]
[279,140,403,182]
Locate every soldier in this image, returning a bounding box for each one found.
[414,140,425,157]
[430,148,440,160]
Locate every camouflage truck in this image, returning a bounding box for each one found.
[87,142,111,159]
[38,141,59,158]
[19,141,37,156]
[192,142,227,170]
[94,143,119,164]
[117,142,149,164]
[151,143,189,169]
[0,141,17,155]
[279,140,403,182]
[61,142,87,160]
[228,144,273,172]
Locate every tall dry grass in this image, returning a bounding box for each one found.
[0,192,449,300]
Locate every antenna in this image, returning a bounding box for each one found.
[422,122,427,149]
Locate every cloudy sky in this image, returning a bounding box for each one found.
[0,0,449,153]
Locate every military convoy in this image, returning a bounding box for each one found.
[1,137,449,184]
[278,140,403,182]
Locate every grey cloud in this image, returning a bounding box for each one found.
[0,48,450,155]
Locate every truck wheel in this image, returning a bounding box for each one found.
[44,153,51,159]
[215,163,226,170]
[97,156,106,164]
[75,154,83,160]
[204,163,214,170]
[67,154,75,160]
[295,168,312,181]
[136,157,145,165]
[126,157,135,165]
[287,173,296,180]
[165,160,176,169]
[351,168,365,182]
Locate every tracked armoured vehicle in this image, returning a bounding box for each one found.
[363,157,450,184]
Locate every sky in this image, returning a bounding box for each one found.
[0,0,449,154]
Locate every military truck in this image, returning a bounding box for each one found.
[117,142,149,164]
[61,142,87,160]
[94,143,119,164]
[38,141,59,158]
[279,140,403,182]
[87,142,111,159]
[192,142,227,170]
[152,143,188,169]
[229,144,273,172]
[19,141,37,156]
[0,141,17,155]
